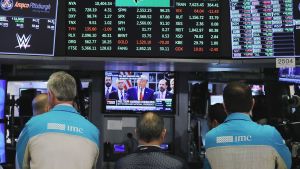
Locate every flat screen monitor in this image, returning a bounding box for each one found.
[210,95,223,105]
[104,71,175,113]
[230,0,300,58]
[113,144,126,153]
[279,67,300,84]
[0,80,6,120]
[160,143,169,151]
[250,85,265,96]
[65,0,221,58]
[0,0,59,56]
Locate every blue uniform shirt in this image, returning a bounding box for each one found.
[205,113,291,169]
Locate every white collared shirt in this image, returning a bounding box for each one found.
[137,88,144,100]
[160,90,166,99]
[118,90,125,100]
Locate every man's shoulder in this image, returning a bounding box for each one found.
[28,109,98,131]
[127,87,136,92]
[145,87,154,92]
[116,152,186,168]
[109,91,118,95]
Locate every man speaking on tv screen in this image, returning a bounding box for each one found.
[126,75,154,101]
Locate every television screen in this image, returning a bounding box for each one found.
[65,0,221,58]
[210,95,223,105]
[0,0,59,56]
[230,0,300,58]
[160,143,169,151]
[279,67,300,84]
[113,144,125,153]
[104,71,175,113]
[0,80,6,120]
[0,123,5,163]
[250,85,265,96]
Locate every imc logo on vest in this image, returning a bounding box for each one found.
[47,123,83,133]
[216,135,252,143]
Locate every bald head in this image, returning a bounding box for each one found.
[136,112,165,143]
[32,94,49,116]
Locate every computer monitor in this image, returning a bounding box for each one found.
[279,67,300,84]
[113,144,126,153]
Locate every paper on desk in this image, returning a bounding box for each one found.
[122,117,137,127]
[107,120,122,130]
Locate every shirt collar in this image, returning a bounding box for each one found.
[56,103,73,107]
[51,104,79,114]
[136,145,162,152]
[224,113,252,123]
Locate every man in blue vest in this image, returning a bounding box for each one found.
[16,71,99,169]
[205,81,291,169]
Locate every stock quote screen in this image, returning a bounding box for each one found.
[66,0,221,58]
[0,0,58,56]
[230,0,300,58]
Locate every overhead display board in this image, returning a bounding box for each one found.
[230,0,300,58]
[0,0,58,56]
[66,0,222,58]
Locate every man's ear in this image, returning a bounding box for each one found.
[251,98,255,110]
[212,119,219,128]
[48,90,55,108]
[161,128,167,140]
[222,103,228,113]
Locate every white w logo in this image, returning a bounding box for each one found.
[15,34,32,49]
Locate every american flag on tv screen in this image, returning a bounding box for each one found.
[119,72,133,90]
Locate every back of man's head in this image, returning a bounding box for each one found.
[208,103,227,124]
[47,71,77,101]
[32,93,49,116]
[136,112,164,143]
[223,82,253,114]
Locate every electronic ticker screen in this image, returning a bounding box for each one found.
[66,0,221,58]
[230,0,300,58]
[0,0,58,56]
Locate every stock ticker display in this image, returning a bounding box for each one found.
[230,0,300,58]
[0,0,58,56]
[66,0,221,58]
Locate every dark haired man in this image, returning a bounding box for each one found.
[154,79,173,99]
[205,82,291,169]
[105,76,117,99]
[207,103,227,129]
[115,112,188,169]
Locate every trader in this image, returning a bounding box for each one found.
[115,112,188,169]
[16,71,99,169]
[207,103,227,129]
[32,93,49,116]
[205,82,291,169]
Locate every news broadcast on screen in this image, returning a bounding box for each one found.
[104,71,175,113]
